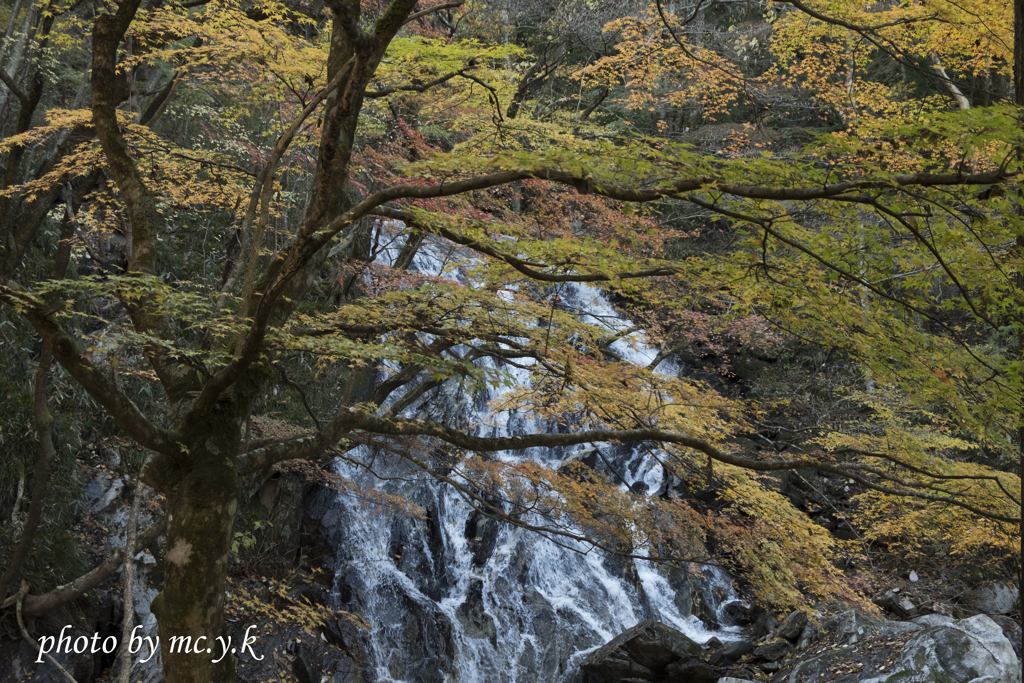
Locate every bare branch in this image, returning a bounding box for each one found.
[0,287,180,454]
[403,1,463,25]
[365,67,469,98]
[237,408,1019,524]
[0,69,28,104]
[16,582,79,683]
[2,517,166,619]
[371,207,678,282]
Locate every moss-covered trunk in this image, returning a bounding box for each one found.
[150,412,241,683]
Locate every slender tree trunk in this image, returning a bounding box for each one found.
[0,0,38,121]
[0,202,74,599]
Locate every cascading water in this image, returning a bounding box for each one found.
[313,227,745,683]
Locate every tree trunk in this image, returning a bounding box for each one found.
[1013,0,1023,605]
[149,412,241,683]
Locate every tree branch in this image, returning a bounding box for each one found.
[16,582,79,683]
[403,1,463,25]
[202,157,1008,430]
[371,207,678,281]
[929,53,972,110]
[237,408,1019,524]
[91,0,192,398]
[364,66,469,98]
[0,286,179,454]
[0,68,28,104]
[118,479,144,683]
[2,516,166,619]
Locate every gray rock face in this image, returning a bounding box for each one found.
[750,606,778,639]
[83,471,124,513]
[821,608,917,646]
[234,621,367,683]
[664,660,723,682]
[970,581,1020,615]
[795,620,820,650]
[779,613,1021,683]
[775,610,808,641]
[708,639,754,666]
[987,613,1023,660]
[579,620,702,683]
[874,590,918,619]
[4,472,164,683]
[753,637,790,662]
[722,600,752,626]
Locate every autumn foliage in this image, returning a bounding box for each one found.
[0,0,1020,680]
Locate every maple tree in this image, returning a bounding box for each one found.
[0,0,1020,681]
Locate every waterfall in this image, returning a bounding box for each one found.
[315,227,744,683]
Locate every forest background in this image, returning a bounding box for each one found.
[0,0,1020,681]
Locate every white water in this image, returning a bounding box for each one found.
[324,227,743,683]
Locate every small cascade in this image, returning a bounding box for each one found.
[317,229,744,682]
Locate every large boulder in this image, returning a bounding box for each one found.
[969,581,1019,615]
[777,613,1021,683]
[721,600,752,626]
[820,607,918,646]
[663,660,723,682]
[987,613,1022,659]
[708,639,754,666]
[753,637,790,662]
[775,610,808,641]
[579,620,702,683]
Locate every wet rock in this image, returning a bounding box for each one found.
[775,610,808,641]
[579,620,702,683]
[722,600,751,626]
[0,628,96,683]
[812,510,839,531]
[707,639,754,666]
[718,679,758,683]
[753,637,790,662]
[661,564,719,628]
[253,471,310,560]
[822,608,887,645]
[702,636,724,650]
[559,447,600,471]
[463,508,501,568]
[969,581,1020,615]
[750,605,777,639]
[455,578,496,645]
